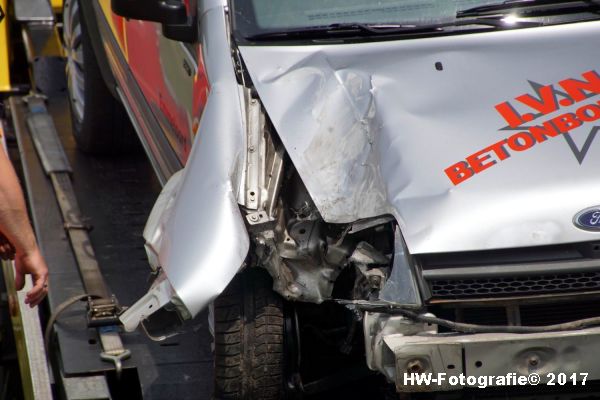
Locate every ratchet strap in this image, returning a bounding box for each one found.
[25,94,130,376]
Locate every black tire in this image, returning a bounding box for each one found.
[63,0,137,155]
[214,269,286,400]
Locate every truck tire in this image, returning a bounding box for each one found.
[213,269,286,400]
[63,0,136,154]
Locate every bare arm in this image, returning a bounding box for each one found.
[0,146,48,307]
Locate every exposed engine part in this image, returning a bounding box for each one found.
[350,242,390,266]
[255,203,354,303]
[254,171,395,303]
[240,95,399,305]
[350,242,389,300]
[353,264,387,300]
[238,94,348,303]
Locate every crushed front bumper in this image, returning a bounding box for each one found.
[365,313,600,392]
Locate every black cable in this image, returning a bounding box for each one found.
[44,294,96,354]
[341,301,600,334]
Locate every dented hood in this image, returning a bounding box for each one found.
[239,20,600,254]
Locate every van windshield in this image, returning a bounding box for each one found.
[238,0,498,28]
[230,0,600,41]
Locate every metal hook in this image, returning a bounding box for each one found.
[140,319,181,342]
[100,349,131,380]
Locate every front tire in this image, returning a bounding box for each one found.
[63,0,136,154]
[213,269,286,400]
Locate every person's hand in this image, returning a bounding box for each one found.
[0,233,15,260]
[15,248,49,307]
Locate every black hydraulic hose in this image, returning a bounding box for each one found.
[341,301,600,334]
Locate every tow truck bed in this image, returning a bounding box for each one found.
[6,89,213,398]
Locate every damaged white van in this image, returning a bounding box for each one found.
[67,0,600,397]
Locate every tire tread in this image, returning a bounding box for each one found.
[214,269,285,400]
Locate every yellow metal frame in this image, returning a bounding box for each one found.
[0,0,10,92]
[0,0,65,92]
[50,0,62,13]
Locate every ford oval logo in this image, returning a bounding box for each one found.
[574,207,600,231]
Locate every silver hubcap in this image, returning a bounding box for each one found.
[63,0,85,124]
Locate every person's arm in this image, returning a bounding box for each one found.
[0,147,48,307]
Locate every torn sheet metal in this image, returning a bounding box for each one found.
[240,20,600,254]
[120,2,248,327]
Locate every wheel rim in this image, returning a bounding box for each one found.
[63,0,85,124]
